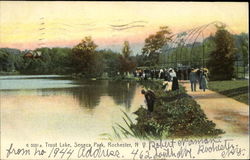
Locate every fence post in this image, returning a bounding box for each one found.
[236,60,239,79]
[243,61,245,79]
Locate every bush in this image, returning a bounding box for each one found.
[130,80,224,139]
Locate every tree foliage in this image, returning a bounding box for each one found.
[119,41,136,76]
[142,26,172,66]
[234,33,249,65]
[71,36,104,77]
[122,41,132,58]
[207,26,236,80]
[19,47,72,74]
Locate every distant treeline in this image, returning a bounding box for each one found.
[0,28,248,80]
[0,42,141,77]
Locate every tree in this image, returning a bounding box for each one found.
[207,25,236,80]
[49,47,72,74]
[98,49,120,77]
[122,41,132,58]
[0,51,13,72]
[142,26,172,66]
[236,33,249,66]
[119,41,136,76]
[0,48,24,72]
[71,36,102,77]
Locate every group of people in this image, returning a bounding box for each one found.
[134,68,180,92]
[133,68,189,81]
[189,68,209,92]
[140,67,209,114]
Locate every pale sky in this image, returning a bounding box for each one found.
[0,1,248,53]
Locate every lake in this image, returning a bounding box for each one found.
[0,75,144,143]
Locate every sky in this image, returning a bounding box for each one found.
[0,1,248,54]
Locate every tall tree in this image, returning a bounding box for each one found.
[207,25,236,80]
[142,26,172,66]
[122,41,132,58]
[119,41,136,76]
[71,36,101,77]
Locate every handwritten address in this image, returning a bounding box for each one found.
[5,137,247,159]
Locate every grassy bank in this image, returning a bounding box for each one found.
[208,80,248,104]
[0,71,20,75]
[111,80,224,139]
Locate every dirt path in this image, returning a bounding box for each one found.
[180,81,249,137]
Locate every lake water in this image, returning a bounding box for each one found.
[0,75,144,143]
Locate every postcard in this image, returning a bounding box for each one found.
[0,1,249,159]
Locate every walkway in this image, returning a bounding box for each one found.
[180,81,249,137]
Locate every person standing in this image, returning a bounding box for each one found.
[172,76,179,91]
[169,69,179,91]
[189,68,197,92]
[169,68,176,81]
[141,89,156,113]
[159,69,164,79]
[150,69,155,80]
[196,68,202,90]
[200,71,208,92]
[164,69,171,81]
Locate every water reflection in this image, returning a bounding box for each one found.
[107,81,137,110]
[1,76,138,110]
[70,80,107,108]
[37,80,137,109]
[1,75,144,142]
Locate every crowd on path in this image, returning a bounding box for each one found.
[133,68,180,91]
[133,68,190,81]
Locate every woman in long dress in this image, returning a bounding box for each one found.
[200,72,208,92]
[169,69,179,91]
[172,76,179,91]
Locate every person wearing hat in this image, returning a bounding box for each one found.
[200,71,208,92]
[141,89,156,113]
[189,68,198,92]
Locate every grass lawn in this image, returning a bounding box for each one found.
[208,80,249,105]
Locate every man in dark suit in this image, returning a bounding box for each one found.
[141,89,156,113]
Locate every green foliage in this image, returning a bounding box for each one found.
[234,33,249,65]
[135,54,145,67]
[207,26,236,80]
[114,80,224,139]
[0,50,13,72]
[122,41,132,58]
[142,26,172,66]
[118,56,136,76]
[118,41,136,76]
[0,48,23,72]
[1,42,119,77]
[98,49,120,77]
[71,36,102,77]
[20,47,72,74]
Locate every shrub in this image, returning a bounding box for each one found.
[129,80,224,139]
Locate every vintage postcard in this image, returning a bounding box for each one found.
[0,1,249,159]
